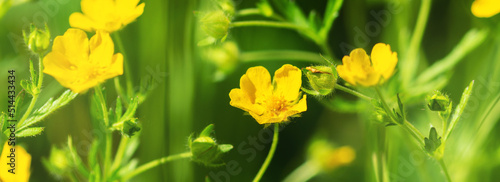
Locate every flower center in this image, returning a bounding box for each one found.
[266,96,288,116]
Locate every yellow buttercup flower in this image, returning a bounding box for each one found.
[336,43,398,87]
[471,0,500,18]
[69,0,145,32]
[0,142,31,182]
[229,64,307,124]
[43,28,123,93]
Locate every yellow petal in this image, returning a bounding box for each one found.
[273,64,302,101]
[245,66,272,100]
[81,0,115,21]
[51,28,89,65]
[472,0,500,18]
[229,88,265,115]
[122,3,145,25]
[69,13,95,32]
[70,77,100,93]
[354,71,381,87]
[284,94,307,117]
[371,43,398,79]
[89,30,114,66]
[43,52,79,83]
[336,64,356,86]
[0,142,31,182]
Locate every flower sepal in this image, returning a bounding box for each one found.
[189,124,233,167]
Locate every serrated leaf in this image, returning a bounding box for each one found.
[20,80,33,95]
[425,127,441,154]
[16,127,44,137]
[18,90,77,131]
[444,80,474,141]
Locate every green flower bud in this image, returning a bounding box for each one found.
[303,66,337,96]
[427,91,451,112]
[23,23,51,55]
[257,1,273,17]
[216,0,235,16]
[307,140,355,171]
[204,41,239,81]
[42,146,72,177]
[201,11,230,40]
[189,124,233,167]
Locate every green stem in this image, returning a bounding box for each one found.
[240,50,326,64]
[112,32,134,98]
[253,124,280,182]
[282,160,320,182]
[111,136,129,172]
[231,21,302,31]
[121,152,192,181]
[402,0,431,86]
[438,158,452,182]
[236,8,286,21]
[335,84,373,101]
[375,87,424,146]
[94,85,111,180]
[18,56,44,127]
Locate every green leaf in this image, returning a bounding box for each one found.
[18,90,78,131]
[118,97,139,124]
[115,96,123,123]
[319,0,343,39]
[122,120,141,137]
[67,136,90,177]
[20,80,33,95]
[88,140,100,168]
[416,29,488,85]
[16,127,44,137]
[444,80,475,141]
[424,127,442,154]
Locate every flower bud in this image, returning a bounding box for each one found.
[189,124,233,167]
[304,66,337,96]
[23,24,51,55]
[427,91,451,112]
[200,11,230,40]
[204,41,239,81]
[216,0,235,16]
[42,146,72,178]
[307,140,355,171]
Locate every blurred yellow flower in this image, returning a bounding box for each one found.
[336,43,398,87]
[0,142,31,182]
[69,0,145,32]
[471,0,500,18]
[43,28,123,93]
[229,64,307,124]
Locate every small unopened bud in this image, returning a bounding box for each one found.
[23,24,50,55]
[304,66,337,96]
[201,11,230,40]
[205,41,239,81]
[216,0,235,16]
[42,146,72,177]
[189,124,233,167]
[427,91,451,112]
[308,140,355,171]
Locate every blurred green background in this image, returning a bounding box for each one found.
[1,0,500,181]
